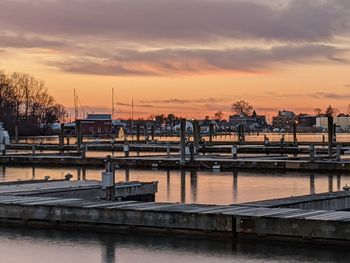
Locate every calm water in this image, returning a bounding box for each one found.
[14,132,350,144]
[0,226,349,263]
[0,166,347,204]
[1,166,349,262]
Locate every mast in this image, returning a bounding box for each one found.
[131,97,134,140]
[74,89,78,120]
[112,88,115,120]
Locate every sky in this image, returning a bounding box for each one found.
[0,0,350,120]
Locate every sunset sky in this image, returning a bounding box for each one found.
[1,0,350,120]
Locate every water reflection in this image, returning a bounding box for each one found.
[0,165,350,204]
[0,227,350,263]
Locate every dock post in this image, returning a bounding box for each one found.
[166,143,170,158]
[31,144,36,156]
[180,118,186,166]
[192,120,200,154]
[328,116,333,157]
[136,123,140,142]
[111,139,115,157]
[123,140,130,157]
[102,155,115,201]
[209,123,214,144]
[144,124,148,142]
[310,174,315,194]
[81,143,87,158]
[59,123,64,154]
[336,144,341,161]
[293,122,297,146]
[328,175,333,193]
[232,144,238,159]
[189,142,195,162]
[0,136,5,156]
[151,124,155,141]
[76,120,82,154]
[309,144,315,162]
[180,169,186,203]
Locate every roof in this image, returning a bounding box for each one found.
[86,114,112,120]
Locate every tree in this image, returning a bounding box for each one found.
[325,105,339,117]
[214,111,224,121]
[313,108,322,116]
[231,100,253,116]
[0,71,66,135]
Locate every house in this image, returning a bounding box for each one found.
[272,110,296,131]
[228,111,267,131]
[77,114,113,136]
[297,114,316,131]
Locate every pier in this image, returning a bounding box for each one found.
[1,180,350,243]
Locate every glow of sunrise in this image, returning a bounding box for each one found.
[1,0,350,119]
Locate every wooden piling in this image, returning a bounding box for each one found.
[328,116,333,157]
[180,118,186,166]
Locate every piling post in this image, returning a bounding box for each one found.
[189,142,195,162]
[328,175,333,192]
[151,124,155,141]
[166,143,170,158]
[81,143,87,158]
[59,123,64,154]
[0,132,5,156]
[192,120,200,154]
[293,121,297,146]
[123,140,130,157]
[102,155,115,201]
[328,116,333,157]
[31,144,36,156]
[76,120,82,154]
[209,123,214,144]
[309,144,315,163]
[144,124,148,142]
[232,144,238,159]
[336,144,341,161]
[136,123,140,142]
[180,118,187,166]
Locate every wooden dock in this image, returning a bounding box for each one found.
[2,154,350,171]
[1,179,350,243]
[1,194,350,243]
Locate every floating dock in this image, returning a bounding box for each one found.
[2,154,350,172]
[1,180,350,243]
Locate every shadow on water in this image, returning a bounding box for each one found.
[0,227,350,263]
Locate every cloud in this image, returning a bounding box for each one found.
[0,0,349,43]
[139,98,226,104]
[311,92,350,100]
[0,0,349,76]
[53,44,347,76]
[0,34,69,49]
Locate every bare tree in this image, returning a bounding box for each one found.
[231,100,253,116]
[0,71,66,135]
[325,105,339,117]
[214,111,224,120]
[313,108,322,116]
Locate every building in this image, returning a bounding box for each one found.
[77,114,113,136]
[272,110,296,131]
[229,111,267,131]
[335,114,350,131]
[297,114,316,131]
[315,116,329,130]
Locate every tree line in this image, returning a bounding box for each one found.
[0,71,66,136]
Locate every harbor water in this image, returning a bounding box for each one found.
[1,166,349,262]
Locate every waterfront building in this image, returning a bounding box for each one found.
[228,111,267,131]
[272,110,296,131]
